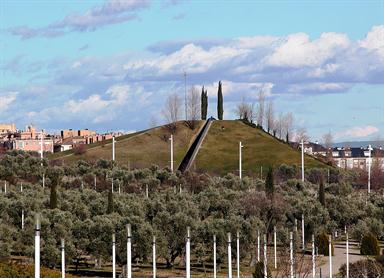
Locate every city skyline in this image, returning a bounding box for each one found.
[1,0,383,142]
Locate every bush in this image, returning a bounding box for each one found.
[253,261,271,278]
[73,144,86,155]
[339,259,384,277]
[316,233,333,256]
[361,234,380,255]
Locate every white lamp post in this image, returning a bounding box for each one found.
[346,232,349,278]
[112,234,116,278]
[329,235,333,278]
[312,234,315,278]
[228,233,232,278]
[302,214,305,250]
[290,232,294,278]
[169,135,174,172]
[153,236,156,278]
[257,230,260,262]
[301,139,305,182]
[112,136,115,161]
[35,214,41,278]
[61,239,65,278]
[213,235,217,278]
[186,227,191,278]
[127,224,132,278]
[368,144,372,194]
[239,142,243,180]
[236,231,240,278]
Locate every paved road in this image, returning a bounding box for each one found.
[315,241,363,277]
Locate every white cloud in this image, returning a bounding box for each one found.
[265,32,350,67]
[359,25,384,58]
[335,125,379,139]
[0,92,18,112]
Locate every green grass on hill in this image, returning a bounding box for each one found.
[193,120,326,175]
[50,121,204,169]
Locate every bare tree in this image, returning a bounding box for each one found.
[295,127,310,143]
[282,112,294,143]
[162,93,182,133]
[276,112,284,139]
[322,132,334,162]
[186,86,200,129]
[265,100,274,133]
[256,90,265,128]
[235,97,254,122]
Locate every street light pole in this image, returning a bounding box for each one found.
[368,144,372,194]
[301,139,305,182]
[169,135,174,172]
[239,142,243,180]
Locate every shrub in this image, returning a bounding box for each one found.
[73,144,86,155]
[361,234,380,255]
[339,259,383,277]
[316,233,333,256]
[253,261,271,278]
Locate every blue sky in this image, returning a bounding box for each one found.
[1,0,383,142]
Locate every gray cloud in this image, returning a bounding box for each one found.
[8,0,151,39]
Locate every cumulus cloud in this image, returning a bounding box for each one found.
[335,125,379,139]
[8,0,150,39]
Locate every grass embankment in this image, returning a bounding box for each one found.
[194,120,326,175]
[50,121,204,169]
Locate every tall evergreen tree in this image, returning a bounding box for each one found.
[50,183,57,209]
[265,166,274,198]
[204,88,208,119]
[217,81,223,120]
[319,182,325,206]
[201,86,207,120]
[107,189,114,214]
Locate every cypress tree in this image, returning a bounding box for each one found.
[50,183,57,209]
[201,86,207,120]
[107,189,114,214]
[217,81,223,120]
[265,167,274,198]
[319,182,325,206]
[204,89,208,119]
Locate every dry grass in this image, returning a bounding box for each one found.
[193,120,326,175]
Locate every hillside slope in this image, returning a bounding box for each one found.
[192,120,326,175]
[50,121,204,169]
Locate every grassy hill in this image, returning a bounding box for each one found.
[192,120,326,175]
[50,121,204,169]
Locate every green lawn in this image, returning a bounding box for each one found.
[50,121,204,169]
[193,120,326,175]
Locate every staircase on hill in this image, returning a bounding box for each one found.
[178,117,214,172]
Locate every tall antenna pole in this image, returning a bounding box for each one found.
[301,139,305,182]
[227,233,232,278]
[35,214,41,278]
[169,135,174,172]
[184,71,187,121]
[239,142,243,180]
[186,227,191,278]
[112,136,115,161]
[368,144,372,194]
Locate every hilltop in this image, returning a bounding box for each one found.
[50,120,327,174]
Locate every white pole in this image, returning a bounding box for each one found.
[236,231,240,278]
[112,136,115,161]
[186,227,191,278]
[112,234,116,278]
[294,218,297,233]
[40,130,44,161]
[81,181,84,190]
[346,232,349,278]
[257,230,260,262]
[228,233,232,278]
[118,181,121,195]
[111,179,114,194]
[302,214,305,250]
[290,232,294,278]
[127,224,132,278]
[146,184,148,198]
[94,176,97,190]
[213,235,217,278]
[42,174,45,189]
[329,235,332,278]
[301,139,305,182]
[312,234,315,278]
[21,183,23,192]
[368,144,372,194]
[274,226,277,269]
[35,215,41,278]
[239,142,243,180]
[263,234,267,278]
[21,209,25,230]
[170,135,174,172]
[61,239,65,278]
[153,236,156,278]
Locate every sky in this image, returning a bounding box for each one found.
[0,0,383,143]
